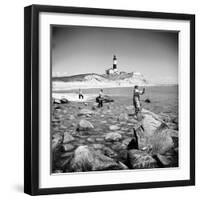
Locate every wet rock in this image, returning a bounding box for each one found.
[159,113,171,122]
[154,154,172,167]
[60,125,67,130]
[149,128,174,154]
[61,152,74,158]
[62,143,75,152]
[92,106,97,110]
[103,146,118,158]
[87,137,95,143]
[174,147,178,154]
[95,138,105,142]
[127,138,139,150]
[172,117,178,124]
[92,143,104,149]
[128,118,138,124]
[109,125,120,131]
[52,137,62,151]
[77,119,94,131]
[52,118,60,123]
[70,146,124,171]
[127,149,158,169]
[166,122,178,130]
[105,132,122,142]
[63,109,68,114]
[60,98,69,104]
[142,110,162,136]
[53,98,61,104]
[67,115,75,120]
[118,161,129,169]
[52,132,63,139]
[121,127,130,131]
[144,98,151,103]
[78,109,95,116]
[59,156,74,169]
[111,142,124,151]
[126,131,134,136]
[163,129,178,138]
[63,132,75,143]
[132,126,148,150]
[117,113,129,121]
[122,138,133,148]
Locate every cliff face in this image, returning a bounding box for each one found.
[52,72,149,91]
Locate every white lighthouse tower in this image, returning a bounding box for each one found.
[113,55,118,72]
[105,55,119,75]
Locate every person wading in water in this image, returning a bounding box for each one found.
[98,89,104,108]
[78,88,84,99]
[133,85,145,120]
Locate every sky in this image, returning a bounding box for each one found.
[51,25,178,84]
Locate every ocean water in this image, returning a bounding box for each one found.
[65,85,178,118]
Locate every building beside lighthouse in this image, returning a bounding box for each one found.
[106,55,119,75]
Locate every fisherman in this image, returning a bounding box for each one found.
[133,85,145,118]
[98,89,104,108]
[78,88,84,99]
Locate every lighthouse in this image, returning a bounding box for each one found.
[113,55,117,71]
[105,55,119,75]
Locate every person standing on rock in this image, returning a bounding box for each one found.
[78,88,84,99]
[133,85,145,118]
[98,89,104,108]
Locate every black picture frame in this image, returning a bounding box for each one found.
[24,4,195,196]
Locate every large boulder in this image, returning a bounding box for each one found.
[149,128,174,154]
[105,132,122,142]
[77,119,94,131]
[130,109,175,154]
[134,124,174,154]
[142,109,163,136]
[70,146,124,171]
[127,149,158,169]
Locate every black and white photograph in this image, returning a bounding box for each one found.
[51,25,179,173]
[23,4,195,195]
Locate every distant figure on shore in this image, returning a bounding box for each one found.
[98,89,104,108]
[78,88,84,99]
[133,85,145,118]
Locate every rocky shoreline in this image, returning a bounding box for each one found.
[52,98,178,173]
